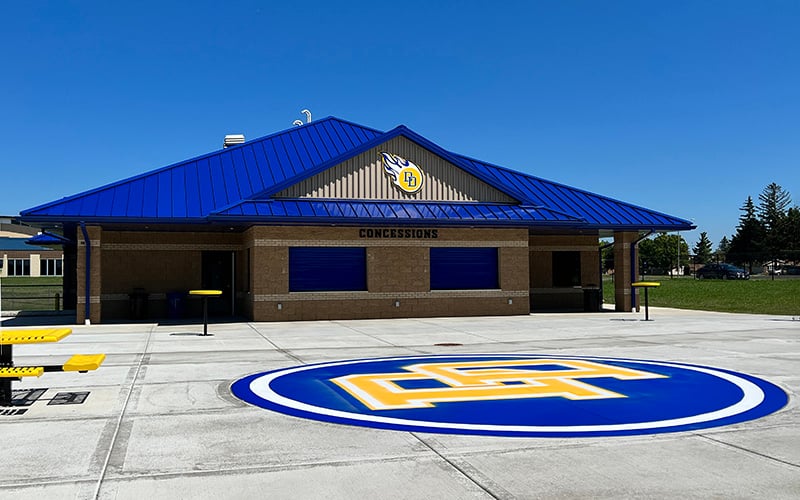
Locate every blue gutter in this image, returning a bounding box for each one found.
[80,222,91,322]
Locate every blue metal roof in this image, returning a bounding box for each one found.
[26,232,73,246]
[20,117,694,231]
[456,155,692,230]
[0,237,51,251]
[22,117,382,221]
[211,200,583,226]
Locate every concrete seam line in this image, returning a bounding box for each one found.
[697,434,800,469]
[410,432,507,500]
[245,322,306,364]
[92,323,156,500]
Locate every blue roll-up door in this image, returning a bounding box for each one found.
[289,247,367,292]
[430,247,499,289]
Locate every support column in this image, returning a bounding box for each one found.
[613,231,639,312]
[63,237,78,311]
[77,226,102,324]
[249,227,289,321]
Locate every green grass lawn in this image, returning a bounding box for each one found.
[0,276,64,311]
[603,275,800,316]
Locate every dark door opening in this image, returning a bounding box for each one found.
[201,251,234,316]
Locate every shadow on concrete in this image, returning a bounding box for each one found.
[0,311,76,327]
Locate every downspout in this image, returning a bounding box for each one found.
[631,230,654,310]
[80,222,91,324]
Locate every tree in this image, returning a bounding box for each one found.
[757,183,792,266]
[757,182,792,226]
[639,233,689,276]
[715,236,731,263]
[600,241,614,273]
[692,232,713,265]
[783,207,800,263]
[728,196,765,273]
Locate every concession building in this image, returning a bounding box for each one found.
[20,117,694,324]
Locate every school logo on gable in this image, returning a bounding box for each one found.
[231,354,788,438]
[381,152,424,194]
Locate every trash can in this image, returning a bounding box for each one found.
[583,285,601,312]
[167,291,186,319]
[129,288,149,320]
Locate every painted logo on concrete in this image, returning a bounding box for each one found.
[231,355,788,437]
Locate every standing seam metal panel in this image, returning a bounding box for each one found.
[256,142,276,187]
[140,176,156,217]
[263,140,288,185]
[231,148,253,198]
[110,183,129,217]
[275,136,516,203]
[184,164,201,217]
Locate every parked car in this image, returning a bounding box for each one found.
[782,265,800,275]
[696,263,750,280]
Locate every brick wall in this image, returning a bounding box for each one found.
[528,233,601,311]
[89,229,241,322]
[246,225,530,321]
[76,224,607,323]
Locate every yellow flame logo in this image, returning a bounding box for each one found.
[381,152,424,194]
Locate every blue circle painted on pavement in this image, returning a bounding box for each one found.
[230,354,788,437]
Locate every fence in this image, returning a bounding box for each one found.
[0,282,64,312]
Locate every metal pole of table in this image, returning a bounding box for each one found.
[202,296,209,336]
[190,291,219,337]
[643,287,650,321]
[0,342,12,406]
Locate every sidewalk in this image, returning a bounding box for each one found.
[1,309,798,499]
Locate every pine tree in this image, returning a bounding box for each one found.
[757,183,792,227]
[728,196,765,273]
[692,232,713,265]
[716,236,731,262]
[782,207,800,263]
[757,183,792,265]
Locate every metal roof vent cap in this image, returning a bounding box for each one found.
[223,134,245,148]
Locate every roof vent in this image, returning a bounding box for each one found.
[223,134,245,148]
[293,109,312,126]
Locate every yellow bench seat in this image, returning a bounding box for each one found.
[0,366,45,378]
[63,354,106,372]
[0,354,105,378]
[0,328,72,345]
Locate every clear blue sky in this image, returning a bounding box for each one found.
[3,1,799,248]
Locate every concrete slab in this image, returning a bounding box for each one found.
[0,309,798,499]
[100,456,491,500]
[446,434,800,499]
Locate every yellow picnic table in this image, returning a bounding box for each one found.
[631,281,661,321]
[1,328,105,406]
[189,290,222,336]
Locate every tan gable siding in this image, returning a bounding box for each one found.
[275,136,516,203]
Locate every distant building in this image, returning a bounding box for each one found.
[0,219,64,278]
[20,117,694,324]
